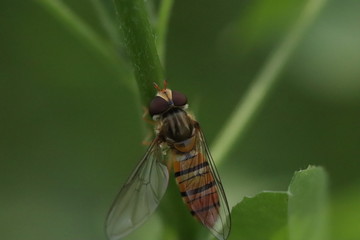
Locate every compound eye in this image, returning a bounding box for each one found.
[172,90,187,106]
[149,96,170,116]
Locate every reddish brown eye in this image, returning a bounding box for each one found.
[149,96,170,116]
[172,90,187,106]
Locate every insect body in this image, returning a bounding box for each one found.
[106,83,231,240]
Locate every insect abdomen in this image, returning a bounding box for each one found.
[173,151,220,227]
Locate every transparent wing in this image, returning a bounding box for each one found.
[105,137,169,240]
[177,125,231,240]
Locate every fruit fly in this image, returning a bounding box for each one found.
[105,82,231,240]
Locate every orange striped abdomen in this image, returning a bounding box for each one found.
[173,151,220,227]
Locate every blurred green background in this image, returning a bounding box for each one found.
[1,0,359,239]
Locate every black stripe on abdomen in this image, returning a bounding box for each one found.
[181,180,215,197]
[175,161,209,177]
[179,171,210,184]
[190,202,220,215]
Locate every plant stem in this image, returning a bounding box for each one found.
[112,1,196,239]
[113,0,164,106]
[36,0,132,83]
[211,0,328,165]
[157,0,174,65]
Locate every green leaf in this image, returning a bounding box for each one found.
[229,166,328,240]
[288,166,329,240]
[229,192,289,240]
[331,184,360,240]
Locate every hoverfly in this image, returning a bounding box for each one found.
[106,82,231,240]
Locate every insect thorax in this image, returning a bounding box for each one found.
[160,108,194,144]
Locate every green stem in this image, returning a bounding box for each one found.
[157,0,174,65]
[36,0,132,83]
[112,1,196,239]
[113,0,164,106]
[211,0,328,165]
